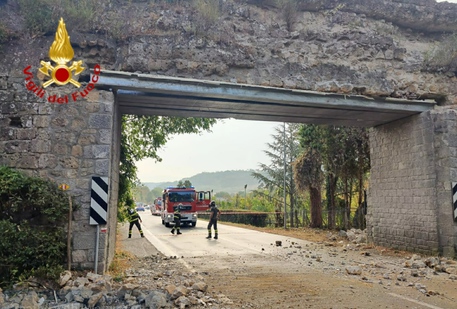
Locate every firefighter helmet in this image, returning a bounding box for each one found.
[209,201,216,207]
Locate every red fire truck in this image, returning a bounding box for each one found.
[151,197,162,216]
[161,186,211,227]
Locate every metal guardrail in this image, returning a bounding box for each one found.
[198,209,366,229]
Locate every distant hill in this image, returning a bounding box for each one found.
[142,170,263,194]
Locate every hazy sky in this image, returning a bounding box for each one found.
[136,119,283,183]
[136,0,455,183]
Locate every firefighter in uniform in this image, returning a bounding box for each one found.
[128,208,144,238]
[206,201,221,239]
[171,203,183,235]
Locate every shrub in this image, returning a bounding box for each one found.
[17,0,102,36]
[278,0,299,32]
[192,0,221,34]
[0,166,75,288]
[423,33,457,73]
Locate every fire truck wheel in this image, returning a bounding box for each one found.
[162,220,164,225]
[191,222,196,227]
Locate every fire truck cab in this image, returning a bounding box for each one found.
[151,197,162,216]
[161,186,211,227]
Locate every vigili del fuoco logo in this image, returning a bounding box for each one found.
[23,18,100,104]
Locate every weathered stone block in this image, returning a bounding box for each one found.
[33,115,50,127]
[51,116,70,128]
[0,128,16,140]
[72,145,83,157]
[73,233,96,250]
[84,103,101,113]
[31,140,51,153]
[89,114,112,129]
[4,140,29,153]
[78,134,96,146]
[72,250,87,263]
[70,117,88,130]
[95,159,110,175]
[98,129,112,144]
[17,155,38,168]
[93,145,110,159]
[59,156,80,169]
[52,143,70,155]
[38,154,57,169]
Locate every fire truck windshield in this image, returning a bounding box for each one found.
[168,192,194,202]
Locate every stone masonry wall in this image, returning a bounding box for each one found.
[368,108,456,256]
[0,71,116,272]
[431,108,457,257]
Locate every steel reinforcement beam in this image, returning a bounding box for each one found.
[95,70,435,127]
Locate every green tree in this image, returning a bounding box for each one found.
[119,115,216,220]
[294,125,370,229]
[335,127,370,229]
[215,191,231,200]
[250,189,277,212]
[150,187,164,199]
[252,123,302,227]
[133,185,148,202]
[177,180,193,188]
[293,124,324,228]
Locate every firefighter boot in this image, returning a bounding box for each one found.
[206,233,212,239]
[214,233,218,240]
[177,231,182,235]
[171,229,175,234]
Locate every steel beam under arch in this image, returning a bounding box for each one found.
[95,70,435,127]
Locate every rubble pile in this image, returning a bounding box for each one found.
[0,256,234,309]
[272,228,457,297]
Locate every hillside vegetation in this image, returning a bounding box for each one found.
[142,170,263,194]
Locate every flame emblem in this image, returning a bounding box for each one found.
[39,18,84,88]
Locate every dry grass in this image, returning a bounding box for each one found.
[107,228,136,281]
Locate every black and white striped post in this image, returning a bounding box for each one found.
[452,182,457,221]
[90,176,109,273]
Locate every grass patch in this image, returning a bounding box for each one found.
[17,0,103,36]
[107,228,135,282]
[192,0,221,35]
[423,33,457,72]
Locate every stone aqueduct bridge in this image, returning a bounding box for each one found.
[1,69,456,272]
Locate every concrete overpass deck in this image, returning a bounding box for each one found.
[95,70,435,127]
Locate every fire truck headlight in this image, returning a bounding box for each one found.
[192,214,197,218]
[167,214,173,219]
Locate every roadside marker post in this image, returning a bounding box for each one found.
[90,177,109,273]
[59,183,72,271]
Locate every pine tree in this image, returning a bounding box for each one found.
[252,123,302,227]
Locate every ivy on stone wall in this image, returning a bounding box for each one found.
[0,166,76,288]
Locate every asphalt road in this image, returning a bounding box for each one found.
[139,211,302,258]
[134,211,456,309]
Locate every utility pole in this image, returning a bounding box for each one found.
[244,184,247,208]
